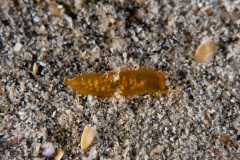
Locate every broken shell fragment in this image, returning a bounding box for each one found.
[47,2,65,17]
[152,146,164,154]
[54,149,64,160]
[33,63,39,76]
[194,40,218,63]
[81,125,96,151]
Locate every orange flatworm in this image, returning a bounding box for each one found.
[64,68,166,97]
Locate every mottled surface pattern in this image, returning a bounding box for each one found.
[0,0,240,159]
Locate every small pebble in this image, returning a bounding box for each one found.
[42,147,55,156]
[202,119,209,125]
[42,142,55,156]
[14,43,23,52]
[47,2,64,17]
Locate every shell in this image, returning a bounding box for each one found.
[194,40,218,63]
[81,125,96,151]
[54,149,64,160]
[64,68,166,97]
[45,2,64,17]
[152,146,164,154]
[33,63,39,76]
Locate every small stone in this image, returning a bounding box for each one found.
[14,42,23,52]
[110,38,127,53]
[42,142,55,156]
[39,25,46,34]
[123,52,127,60]
[48,2,64,17]
[202,119,209,125]
[74,0,85,9]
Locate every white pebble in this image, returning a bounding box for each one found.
[33,16,40,22]
[228,74,234,82]
[64,110,71,114]
[14,43,23,52]
[42,147,55,156]
[42,142,55,156]
[123,52,127,59]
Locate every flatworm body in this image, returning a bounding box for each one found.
[64,68,166,97]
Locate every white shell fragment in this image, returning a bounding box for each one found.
[81,124,96,151]
[54,149,64,160]
[194,40,218,63]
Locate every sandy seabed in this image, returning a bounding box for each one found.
[0,0,240,159]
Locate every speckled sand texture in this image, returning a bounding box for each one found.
[1,0,240,159]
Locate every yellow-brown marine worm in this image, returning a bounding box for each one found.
[64,68,167,97]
